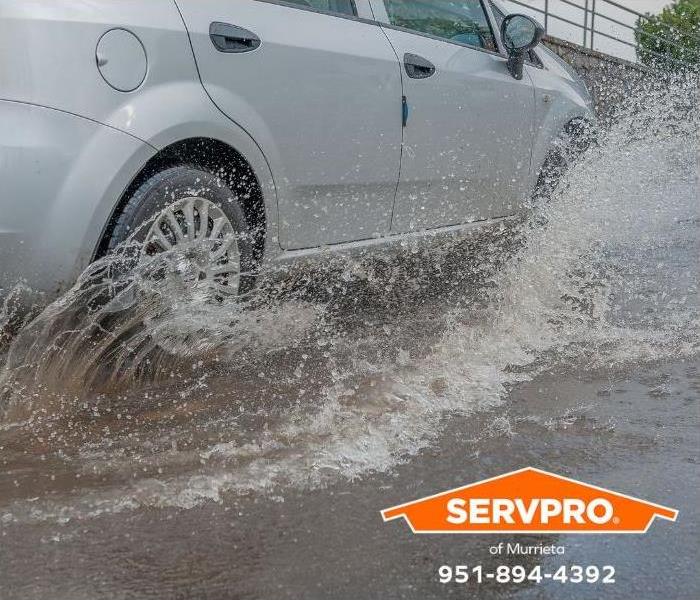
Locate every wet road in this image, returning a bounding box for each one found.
[0,82,698,598]
[1,360,697,600]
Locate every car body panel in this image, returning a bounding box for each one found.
[0,0,282,297]
[0,0,595,304]
[0,0,188,141]
[175,0,404,250]
[0,101,155,297]
[375,25,537,231]
[525,51,596,184]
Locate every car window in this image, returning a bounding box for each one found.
[285,0,356,16]
[383,1,497,51]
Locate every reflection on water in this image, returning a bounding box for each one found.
[0,76,697,523]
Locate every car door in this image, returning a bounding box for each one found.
[175,0,403,250]
[369,0,536,233]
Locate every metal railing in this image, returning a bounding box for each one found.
[505,0,700,69]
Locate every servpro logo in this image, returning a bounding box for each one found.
[381,467,678,534]
[444,497,615,526]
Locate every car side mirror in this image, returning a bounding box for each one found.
[500,14,545,80]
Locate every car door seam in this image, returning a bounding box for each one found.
[171,0,283,250]
[376,22,407,232]
[524,66,538,177]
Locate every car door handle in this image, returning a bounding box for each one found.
[209,22,261,53]
[404,53,436,79]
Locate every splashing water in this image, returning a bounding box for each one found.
[0,76,697,521]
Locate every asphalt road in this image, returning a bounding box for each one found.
[0,359,697,600]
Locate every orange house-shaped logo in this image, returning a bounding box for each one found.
[381,467,678,534]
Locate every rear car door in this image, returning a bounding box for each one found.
[370,0,536,232]
[175,0,403,249]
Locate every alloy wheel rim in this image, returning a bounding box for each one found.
[143,196,240,295]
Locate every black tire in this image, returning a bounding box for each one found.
[106,165,257,295]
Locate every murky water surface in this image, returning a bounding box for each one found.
[0,79,698,599]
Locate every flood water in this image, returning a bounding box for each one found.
[0,79,698,599]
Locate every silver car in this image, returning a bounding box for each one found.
[0,0,593,302]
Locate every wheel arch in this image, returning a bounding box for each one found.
[532,115,596,198]
[95,137,273,264]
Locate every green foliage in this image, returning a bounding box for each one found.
[635,0,700,69]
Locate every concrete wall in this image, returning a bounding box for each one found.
[542,36,655,120]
